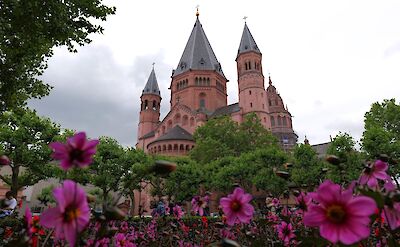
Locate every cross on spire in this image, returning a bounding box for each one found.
[152,62,155,68]
[196,5,199,17]
[243,16,248,23]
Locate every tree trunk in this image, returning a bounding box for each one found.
[11,165,19,196]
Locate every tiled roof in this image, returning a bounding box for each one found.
[142,68,160,96]
[211,103,240,117]
[173,17,226,79]
[140,130,155,140]
[237,23,261,57]
[152,125,194,143]
[311,142,331,158]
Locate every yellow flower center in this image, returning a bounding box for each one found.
[64,207,81,222]
[326,204,346,224]
[231,201,241,212]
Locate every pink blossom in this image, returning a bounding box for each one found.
[382,202,400,230]
[24,207,32,237]
[295,192,312,213]
[40,180,90,247]
[304,180,376,245]
[359,160,389,188]
[49,132,99,170]
[191,195,208,216]
[115,233,136,247]
[277,221,296,246]
[219,187,254,226]
[0,155,10,166]
[173,205,184,219]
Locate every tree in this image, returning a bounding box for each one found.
[37,185,55,206]
[290,144,326,187]
[190,113,278,163]
[0,108,60,195]
[326,132,364,184]
[362,99,400,174]
[0,0,115,111]
[89,137,130,202]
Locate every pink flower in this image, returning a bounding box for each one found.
[219,187,254,226]
[49,132,99,171]
[277,221,296,246]
[40,180,90,247]
[25,207,32,237]
[382,202,400,230]
[191,195,208,216]
[304,180,376,245]
[359,160,389,188]
[0,155,10,166]
[295,192,312,213]
[115,233,136,247]
[173,205,184,219]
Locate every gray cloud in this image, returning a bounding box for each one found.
[29,45,171,147]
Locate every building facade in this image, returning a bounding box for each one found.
[136,15,297,154]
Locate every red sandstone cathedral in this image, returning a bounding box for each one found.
[136,14,297,155]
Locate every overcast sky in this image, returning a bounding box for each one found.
[29,0,400,147]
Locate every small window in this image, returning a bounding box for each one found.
[249,90,252,95]
[200,99,205,108]
[250,103,253,107]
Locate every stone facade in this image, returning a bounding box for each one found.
[136,15,297,154]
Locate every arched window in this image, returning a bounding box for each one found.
[245,63,248,70]
[207,78,210,86]
[269,100,272,106]
[144,100,148,110]
[168,144,172,150]
[250,102,253,107]
[277,116,282,125]
[190,117,195,126]
[270,116,275,126]
[182,115,188,126]
[158,146,161,152]
[199,92,206,108]
[248,61,251,70]
[174,144,178,150]
[174,113,181,124]
[152,100,157,110]
[180,144,184,150]
[249,90,252,95]
[163,145,166,151]
[185,145,189,151]
[195,77,199,85]
[283,117,287,126]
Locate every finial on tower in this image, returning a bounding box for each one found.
[196,5,199,17]
[304,135,310,145]
[268,72,272,85]
[243,16,248,23]
[152,62,155,69]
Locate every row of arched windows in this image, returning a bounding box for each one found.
[148,143,195,154]
[195,77,210,86]
[243,60,261,71]
[177,79,188,90]
[141,100,159,111]
[270,116,290,127]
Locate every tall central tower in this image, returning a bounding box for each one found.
[169,14,228,113]
[236,22,270,128]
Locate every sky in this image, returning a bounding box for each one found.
[29,0,400,147]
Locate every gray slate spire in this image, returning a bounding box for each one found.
[173,17,226,79]
[237,23,261,57]
[142,67,161,96]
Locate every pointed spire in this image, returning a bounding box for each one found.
[142,66,161,96]
[237,22,261,57]
[173,17,226,79]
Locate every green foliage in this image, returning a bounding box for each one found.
[0,108,60,195]
[204,147,289,196]
[89,137,130,201]
[362,99,400,174]
[326,132,364,184]
[0,0,115,111]
[290,144,326,187]
[36,185,55,206]
[163,157,204,202]
[190,113,278,163]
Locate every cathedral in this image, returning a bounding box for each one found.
[136,13,297,155]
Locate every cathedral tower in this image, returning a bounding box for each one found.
[170,15,228,113]
[236,22,270,128]
[137,67,161,146]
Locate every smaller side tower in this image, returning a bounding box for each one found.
[266,76,297,150]
[137,67,161,147]
[236,22,270,128]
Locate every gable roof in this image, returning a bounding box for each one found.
[211,103,241,118]
[173,17,226,79]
